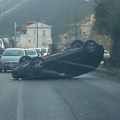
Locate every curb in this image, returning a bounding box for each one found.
[96,65,120,75]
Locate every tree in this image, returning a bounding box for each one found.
[94,0,120,67]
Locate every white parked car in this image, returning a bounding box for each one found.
[24,49,38,58]
[104,50,110,59]
[29,48,42,57]
[41,47,49,56]
[101,50,110,64]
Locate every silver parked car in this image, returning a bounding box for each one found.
[0,48,26,72]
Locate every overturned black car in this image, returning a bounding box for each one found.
[12,40,104,80]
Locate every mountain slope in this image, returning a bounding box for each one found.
[0,0,94,42]
[0,0,26,14]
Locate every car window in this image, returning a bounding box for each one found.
[35,49,41,55]
[25,50,36,55]
[2,49,24,56]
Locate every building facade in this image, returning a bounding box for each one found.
[58,14,95,50]
[15,21,52,48]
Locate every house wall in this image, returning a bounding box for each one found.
[16,35,28,48]
[16,22,52,48]
[81,22,92,40]
[27,27,51,37]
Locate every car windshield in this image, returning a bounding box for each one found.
[41,48,46,53]
[2,49,24,56]
[25,50,36,55]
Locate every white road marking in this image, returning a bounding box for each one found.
[17,81,24,120]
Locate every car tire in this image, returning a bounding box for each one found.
[71,40,84,48]
[30,57,44,68]
[19,56,31,64]
[84,40,97,52]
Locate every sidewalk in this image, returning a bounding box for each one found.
[96,63,120,75]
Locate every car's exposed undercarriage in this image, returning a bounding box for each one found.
[12,40,104,80]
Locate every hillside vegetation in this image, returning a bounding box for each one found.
[94,0,120,67]
[0,0,93,42]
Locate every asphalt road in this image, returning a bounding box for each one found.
[0,71,120,120]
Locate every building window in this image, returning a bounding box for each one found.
[43,37,45,41]
[33,38,36,43]
[43,30,45,36]
[33,30,36,35]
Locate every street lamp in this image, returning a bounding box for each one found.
[74,0,89,39]
[37,0,38,47]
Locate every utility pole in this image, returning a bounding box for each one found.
[74,6,77,40]
[37,0,38,47]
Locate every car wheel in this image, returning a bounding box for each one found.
[30,57,44,68]
[71,40,84,48]
[0,69,2,72]
[84,40,97,52]
[19,56,31,64]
